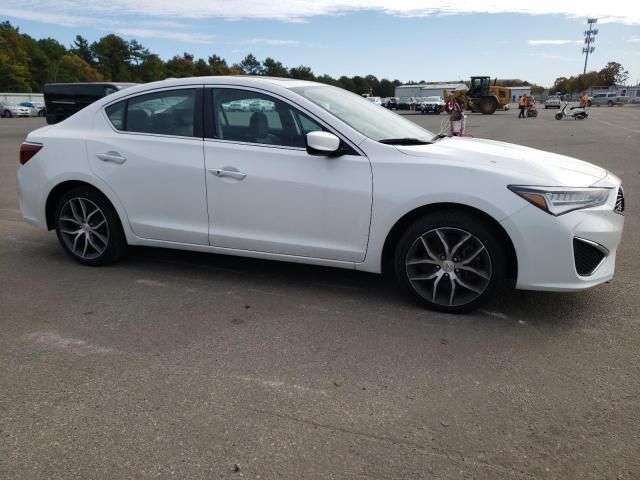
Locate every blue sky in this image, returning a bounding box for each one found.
[2,1,639,86]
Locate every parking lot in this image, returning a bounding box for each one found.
[1,105,639,479]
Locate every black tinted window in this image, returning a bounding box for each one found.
[106,101,125,130]
[212,88,323,148]
[109,89,196,137]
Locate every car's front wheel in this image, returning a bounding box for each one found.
[54,187,127,266]
[3,110,11,118]
[393,211,506,313]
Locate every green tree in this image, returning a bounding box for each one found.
[315,74,340,87]
[194,58,211,76]
[598,62,629,86]
[377,78,395,97]
[289,65,315,81]
[92,34,132,81]
[208,54,230,75]
[239,53,263,75]
[136,53,165,82]
[21,34,53,90]
[262,57,288,77]
[128,39,149,66]
[37,38,66,63]
[337,75,355,92]
[56,54,102,82]
[0,21,31,91]
[164,53,196,78]
[70,35,93,65]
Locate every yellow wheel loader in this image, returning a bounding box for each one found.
[445,76,511,115]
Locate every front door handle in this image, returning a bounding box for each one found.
[208,168,247,181]
[96,151,127,164]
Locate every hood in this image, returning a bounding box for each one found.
[396,136,607,187]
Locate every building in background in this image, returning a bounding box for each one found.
[0,93,45,103]
[395,83,467,98]
[509,86,531,102]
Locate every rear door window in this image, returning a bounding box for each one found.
[106,89,197,137]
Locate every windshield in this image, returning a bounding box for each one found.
[426,96,441,102]
[291,85,433,142]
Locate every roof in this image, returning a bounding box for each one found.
[397,83,467,90]
[140,75,320,90]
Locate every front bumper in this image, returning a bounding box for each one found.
[501,186,624,291]
[420,104,442,112]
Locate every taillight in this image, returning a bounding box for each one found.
[19,142,42,165]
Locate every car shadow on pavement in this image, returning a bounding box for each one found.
[123,245,598,329]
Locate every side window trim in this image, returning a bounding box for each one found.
[204,86,361,156]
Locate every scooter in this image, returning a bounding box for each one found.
[555,102,588,120]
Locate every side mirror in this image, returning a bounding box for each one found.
[306,131,341,156]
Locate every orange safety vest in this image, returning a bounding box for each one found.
[519,97,526,107]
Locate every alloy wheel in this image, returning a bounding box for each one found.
[58,197,110,260]
[405,227,492,307]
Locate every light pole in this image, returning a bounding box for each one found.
[583,18,598,74]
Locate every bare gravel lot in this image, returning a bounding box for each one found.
[1,105,639,479]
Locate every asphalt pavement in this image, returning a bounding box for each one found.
[1,105,639,479]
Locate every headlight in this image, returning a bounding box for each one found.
[508,185,611,216]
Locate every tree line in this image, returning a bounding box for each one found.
[3,20,612,97]
[1,21,409,95]
[551,62,629,94]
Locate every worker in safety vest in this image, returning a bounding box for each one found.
[581,91,590,108]
[518,95,526,118]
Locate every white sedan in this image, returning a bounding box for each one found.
[17,77,625,312]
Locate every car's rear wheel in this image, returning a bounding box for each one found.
[54,187,127,266]
[393,211,506,313]
[608,100,614,107]
[3,110,11,118]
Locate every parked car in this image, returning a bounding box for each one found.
[20,101,46,117]
[17,76,625,313]
[366,96,382,105]
[384,97,399,110]
[589,93,629,107]
[419,96,445,114]
[44,82,136,124]
[544,96,562,109]
[499,102,510,111]
[0,101,30,118]
[397,96,416,110]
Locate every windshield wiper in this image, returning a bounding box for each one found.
[379,138,431,145]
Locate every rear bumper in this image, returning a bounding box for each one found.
[17,162,47,228]
[501,188,624,291]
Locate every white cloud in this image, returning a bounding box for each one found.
[114,28,216,44]
[240,38,300,47]
[627,36,640,43]
[2,0,640,24]
[0,6,216,43]
[528,39,581,45]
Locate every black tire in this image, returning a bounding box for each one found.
[608,101,613,107]
[393,210,506,313]
[555,113,563,120]
[479,98,497,114]
[54,186,127,266]
[587,101,592,107]
[3,110,11,118]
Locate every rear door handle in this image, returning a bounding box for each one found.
[96,152,127,164]
[208,168,247,181]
